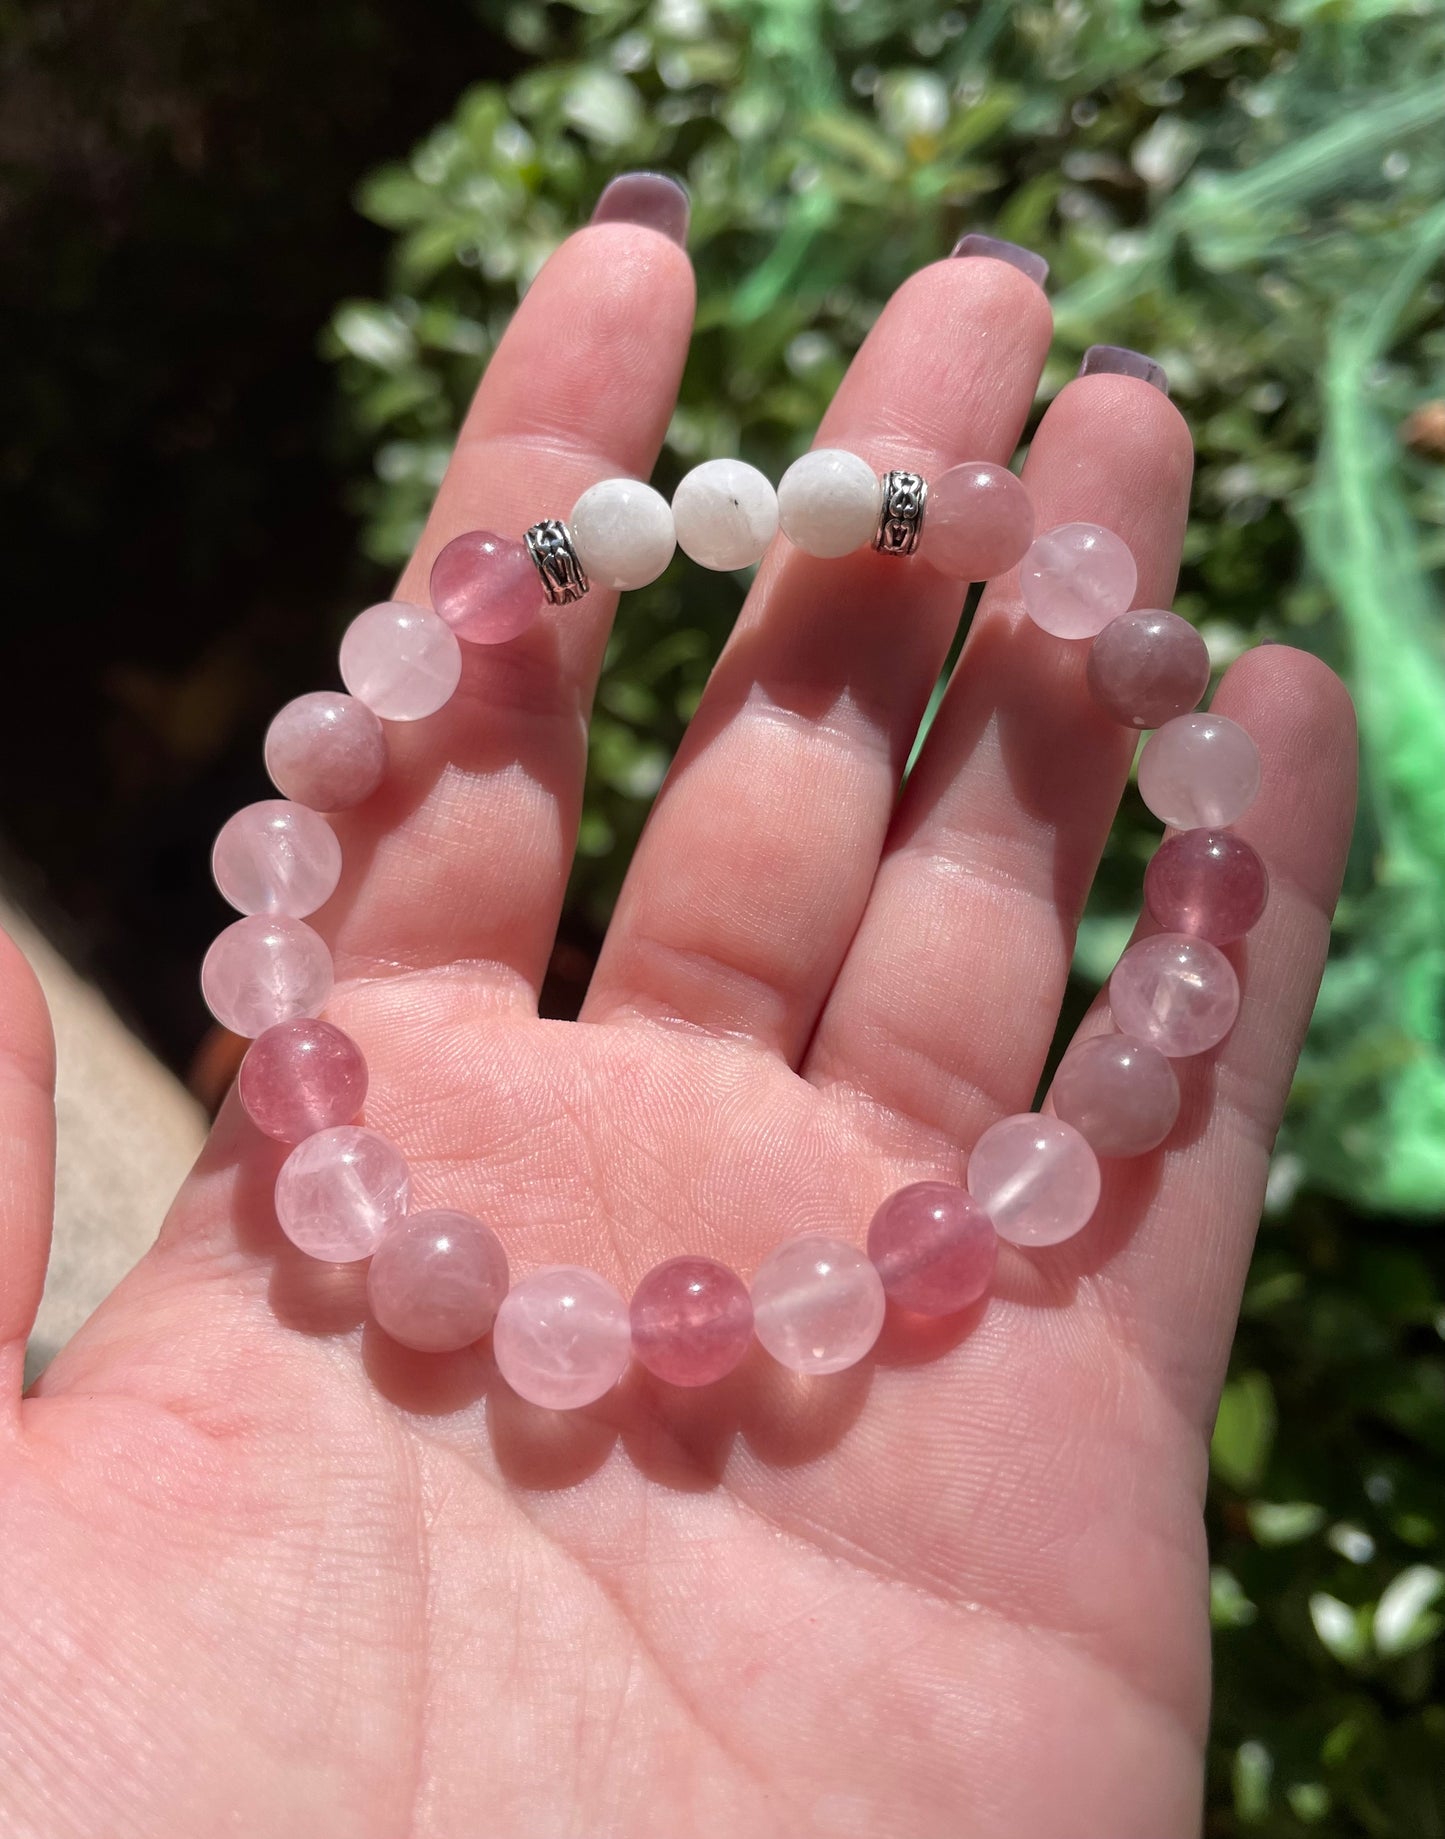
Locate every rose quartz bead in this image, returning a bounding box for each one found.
[629,1256,754,1387]
[920,462,1034,582]
[750,1235,885,1375]
[1052,1035,1181,1158]
[429,530,542,645]
[264,691,386,811]
[367,1210,510,1352]
[966,1115,1101,1248]
[493,1267,632,1410]
[1145,828,1269,944]
[274,1124,410,1263]
[1137,713,1261,829]
[201,915,333,1037]
[1020,522,1138,639]
[1109,932,1240,1057]
[339,601,462,721]
[866,1181,998,1316]
[212,799,342,918]
[1086,610,1210,728]
[238,1017,368,1143]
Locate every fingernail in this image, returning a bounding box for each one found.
[590,171,690,246]
[951,232,1048,288]
[1079,344,1170,396]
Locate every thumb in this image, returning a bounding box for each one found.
[0,923,56,1409]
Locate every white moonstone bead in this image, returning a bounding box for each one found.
[569,478,676,590]
[776,449,882,559]
[671,459,779,570]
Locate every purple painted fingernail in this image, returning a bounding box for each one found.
[1079,344,1170,396]
[951,233,1048,288]
[590,171,690,247]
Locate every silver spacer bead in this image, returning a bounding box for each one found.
[873,470,928,557]
[525,519,589,606]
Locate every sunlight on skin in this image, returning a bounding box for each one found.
[0,206,1354,1838]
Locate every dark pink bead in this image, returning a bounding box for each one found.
[238,1017,369,1143]
[1145,828,1269,944]
[1086,610,1210,728]
[1052,1034,1180,1158]
[866,1182,998,1316]
[629,1256,753,1387]
[429,530,542,645]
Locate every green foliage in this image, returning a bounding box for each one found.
[328,2,1445,1827]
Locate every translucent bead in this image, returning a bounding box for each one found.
[339,601,462,721]
[1109,933,1240,1057]
[966,1115,1100,1248]
[569,479,676,591]
[750,1235,885,1375]
[493,1267,632,1410]
[265,691,387,811]
[776,449,881,559]
[629,1256,754,1386]
[866,1181,998,1316]
[211,799,342,918]
[274,1124,410,1263]
[919,462,1034,582]
[1052,1035,1180,1158]
[1145,828,1269,944]
[1019,522,1137,639]
[238,1017,368,1143]
[201,915,333,1038]
[671,459,779,571]
[1086,610,1210,728]
[1137,713,1261,829]
[367,1209,510,1352]
[429,530,542,645]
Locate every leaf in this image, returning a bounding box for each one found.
[1211,1370,1277,1493]
[1374,1566,1445,1658]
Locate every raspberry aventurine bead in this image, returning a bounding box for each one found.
[1086,610,1210,728]
[629,1256,754,1386]
[965,1115,1101,1247]
[493,1267,632,1410]
[201,915,333,1037]
[918,462,1034,582]
[367,1210,510,1353]
[1051,1035,1181,1158]
[238,1017,368,1143]
[429,531,543,645]
[265,691,387,811]
[339,601,462,721]
[1020,522,1138,639]
[212,799,342,919]
[866,1182,998,1315]
[275,1124,410,1263]
[750,1234,886,1375]
[1137,713,1261,830]
[1109,933,1240,1057]
[1145,828,1269,945]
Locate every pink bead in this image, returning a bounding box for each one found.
[201,915,333,1038]
[920,462,1034,582]
[212,799,342,918]
[1019,522,1138,639]
[1052,1035,1181,1158]
[966,1115,1100,1248]
[274,1124,410,1263]
[238,1017,368,1143]
[1086,610,1210,728]
[750,1235,885,1375]
[1145,828,1269,944]
[493,1267,631,1410]
[339,601,462,721]
[265,691,386,811]
[429,530,543,645]
[866,1181,998,1316]
[1137,713,1261,829]
[629,1256,754,1387]
[367,1210,510,1352]
[1109,932,1240,1057]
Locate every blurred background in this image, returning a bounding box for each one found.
[3,0,1443,1829]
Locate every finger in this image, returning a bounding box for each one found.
[322,185,694,995]
[584,252,1053,1055]
[806,373,1192,1138]
[0,925,57,1409]
[1048,646,1356,1426]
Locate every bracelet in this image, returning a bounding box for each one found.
[202,453,1266,1411]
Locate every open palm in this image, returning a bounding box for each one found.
[0,201,1354,1838]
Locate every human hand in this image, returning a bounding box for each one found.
[0,181,1355,1837]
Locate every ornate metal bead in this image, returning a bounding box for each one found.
[524,519,589,606]
[873,470,928,557]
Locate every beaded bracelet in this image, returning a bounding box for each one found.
[204,453,1267,1410]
